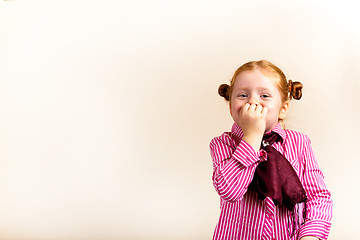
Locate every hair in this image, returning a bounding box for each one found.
[218,60,303,103]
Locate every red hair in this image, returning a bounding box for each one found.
[218,60,303,103]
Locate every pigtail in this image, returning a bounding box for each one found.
[218,84,231,101]
[288,80,303,100]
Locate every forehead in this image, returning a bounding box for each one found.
[233,70,278,90]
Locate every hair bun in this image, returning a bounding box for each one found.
[288,80,303,100]
[218,84,230,101]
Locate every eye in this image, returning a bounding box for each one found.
[237,93,248,98]
[261,94,270,98]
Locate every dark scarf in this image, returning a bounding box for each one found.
[249,131,307,212]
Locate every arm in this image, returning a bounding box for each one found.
[210,103,268,202]
[210,135,266,202]
[297,137,333,240]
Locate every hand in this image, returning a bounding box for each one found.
[299,237,319,240]
[238,103,267,137]
[237,103,268,151]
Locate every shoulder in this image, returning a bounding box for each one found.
[209,131,238,161]
[209,131,236,150]
[284,129,311,146]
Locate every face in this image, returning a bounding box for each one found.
[230,69,288,132]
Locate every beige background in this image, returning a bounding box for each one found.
[0,0,359,239]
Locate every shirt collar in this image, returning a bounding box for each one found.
[269,123,286,143]
[231,122,286,142]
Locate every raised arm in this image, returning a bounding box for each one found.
[211,103,268,202]
[210,134,266,202]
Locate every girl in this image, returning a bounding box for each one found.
[210,60,332,240]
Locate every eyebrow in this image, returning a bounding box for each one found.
[257,87,273,92]
[233,87,273,92]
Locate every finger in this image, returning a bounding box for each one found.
[255,104,263,113]
[242,103,250,112]
[248,103,257,111]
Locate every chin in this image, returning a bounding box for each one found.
[265,123,278,132]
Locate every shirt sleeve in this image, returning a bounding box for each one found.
[210,133,266,202]
[298,136,333,240]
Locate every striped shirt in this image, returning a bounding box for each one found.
[210,123,332,240]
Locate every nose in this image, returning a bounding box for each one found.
[248,95,259,105]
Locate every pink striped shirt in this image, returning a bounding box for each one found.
[210,123,332,240]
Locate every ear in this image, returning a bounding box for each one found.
[278,101,289,120]
[229,101,233,116]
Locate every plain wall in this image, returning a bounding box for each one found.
[0,0,359,239]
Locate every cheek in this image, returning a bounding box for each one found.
[231,101,244,112]
[262,102,272,109]
[264,103,282,118]
[263,102,280,114]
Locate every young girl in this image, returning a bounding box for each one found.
[210,60,332,240]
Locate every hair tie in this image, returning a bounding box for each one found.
[288,80,293,93]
